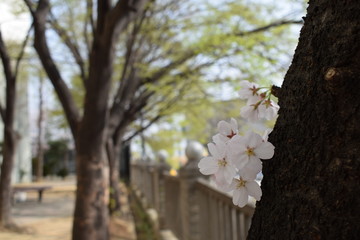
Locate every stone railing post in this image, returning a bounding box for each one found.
[155,150,170,227]
[179,141,204,240]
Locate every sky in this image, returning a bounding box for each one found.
[0,1,30,41]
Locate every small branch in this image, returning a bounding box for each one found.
[235,20,303,37]
[123,114,162,143]
[49,13,87,85]
[23,0,36,16]
[14,24,33,79]
[0,103,4,122]
[83,0,95,53]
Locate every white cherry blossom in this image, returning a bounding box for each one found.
[240,95,263,121]
[238,80,260,99]
[198,141,236,184]
[228,175,262,207]
[212,118,239,144]
[258,99,280,120]
[228,131,274,170]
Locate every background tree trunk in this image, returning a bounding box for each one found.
[36,73,44,182]
[0,30,19,227]
[248,1,360,239]
[0,129,16,226]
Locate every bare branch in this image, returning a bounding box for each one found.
[23,0,36,16]
[235,20,303,37]
[0,103,4,122]
[123,114,162,143]
[48,13,87,85]
[14,24,33,79]
[83,0,95,53]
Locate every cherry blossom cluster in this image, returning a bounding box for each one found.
[198,80,279,207]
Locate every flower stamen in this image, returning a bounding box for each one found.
[246,147,255,156]
[217,159,227,167]
[236,178,246,188]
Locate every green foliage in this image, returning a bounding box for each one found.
[129,186,159,240]
[35,0,303,154]
[57,167,69,179]
[43,139,69,176]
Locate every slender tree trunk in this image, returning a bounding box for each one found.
[0,129,16,227]
[0,31,17,228]
[36,73,44,181]
[248,1,360,239]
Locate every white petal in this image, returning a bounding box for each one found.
[239,168,258,181]
[218,120,231,136]
[215,141,227,158]
[254,142,275,159]
[230,118,238,133]
[198,157,218,175]
[239,80,251,88]
[224,165,236,184]
[215,168,226,183]
[212,134,229,144]
[228,135,247,154]
[207,143,220,159]
[215,177,232,191]
[234,188,248,207]
[229,153,249,170]
[226,179,238,192]
[262,129,272,142]
[246,95,262,105]
[245,181,262,201]
[232,189,241,205]
[240,106,259,122]
[245,131,263,148]
[245,157,262,173]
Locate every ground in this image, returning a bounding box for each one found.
[0,177,136,240]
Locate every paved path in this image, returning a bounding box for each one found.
[0,179,136,240]
[0,179,75,240]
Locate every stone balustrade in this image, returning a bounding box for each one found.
[130,142,255,240]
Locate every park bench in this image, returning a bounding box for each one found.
[12,185,52,203]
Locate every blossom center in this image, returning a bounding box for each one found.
[236,178,246,188]
[250,86,259,96]
[227,130,236,139]
[263,99,273,108]
[246,147,255,156]
[217,159,227,167]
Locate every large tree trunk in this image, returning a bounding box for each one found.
[72,147,109,240]
[248,1,360,239]
[72,38,113,240]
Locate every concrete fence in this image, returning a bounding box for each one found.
[130,143,255,240]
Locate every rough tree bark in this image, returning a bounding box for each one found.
[248,1,360,239]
